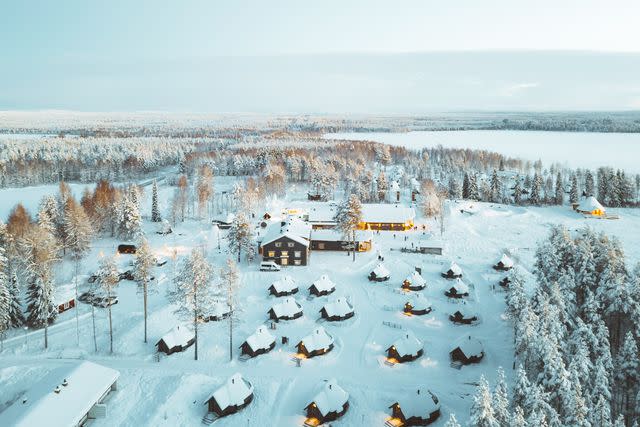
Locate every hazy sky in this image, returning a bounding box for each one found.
[2,0,640,112]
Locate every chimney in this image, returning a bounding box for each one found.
[54,386,61,394]
[417,389,420,395]
[62,379,68,387]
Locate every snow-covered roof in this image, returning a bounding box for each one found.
[451,278,469,294]
[270,298,302,318]
[404,271,426,288]
[451,335,484,358]
[443,261,462,276]
[157,325,194,349]
[0,361,120,427]
[211,301,231,318]
[310,229,372,242]
[497,254,514,268]
[309,379,349,417]
[407,295,431,311]
[207,373,253,411]
[213,213,235,224]
[54,283,76,305]
[390,181,400,192]
[307,204,338,224]
[393,389,440,417]
[299,326,334,352]
[270,275,297,293]
[321,298,354,317]
[361,203,415,224]
[451,305,476,317]
[311,275,336,292]
[371,263,390,278]
[389,331,423,357]
[260,218,311,247]
[244,326,275,352]
[577,196,605,213]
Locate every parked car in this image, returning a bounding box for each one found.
[117,244,137,254]
[260,261,281,272]
[95,296,118,308]
[78,291,96,303]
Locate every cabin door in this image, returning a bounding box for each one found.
[281,257,288,266]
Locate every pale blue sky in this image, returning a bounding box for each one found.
[2,1,640,112]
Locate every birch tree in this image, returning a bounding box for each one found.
[221,259,240,361]
[335,195,362,262]
[226,213,253,263]
[133,237,155,343]
[97,255,119,354]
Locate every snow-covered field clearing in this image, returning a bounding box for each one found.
[1,177,640,426]
[327,130,640,173]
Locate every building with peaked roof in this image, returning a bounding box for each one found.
[441,261,463,279]
[204,373,254,417]
[493,254,514,271]
[304,379,349,424]
[389,389,441,426]
[575,196,606,217]
[240,326,276,358]
[259,218,311,266]
[449,306,478,324]
[268,275,299,297]
[156,325,195,355]
[296,326,334,358]
[369,263,391,282]
[320,298,355,321]
[404,295,432,316]
[268,298,303,321]
[444,278,470,299]
[386,331,424,363]
[357,203,415,231]
[450,335,484,365]
[0,361,119,427]
[309,275,337,297]
[402,271,427,291]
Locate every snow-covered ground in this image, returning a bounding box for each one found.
[326,130,640,173]
[1,178,639,426]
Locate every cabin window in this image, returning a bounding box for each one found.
[294,251,301,258]
[288,242,295,248]
[318,243,325,249]
[268,251,275,257]
[280,251,289,257]
[294,260,301,266]
[275,242,282,248]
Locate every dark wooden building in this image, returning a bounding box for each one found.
[156,325,195,355]
[450,336,484,365]
[268,298,303,322]
[239,326,276,358]
[296,327,334,358]
[304,380,349,425]
[308,275,336,297]
[449,308,478,325]
[205,374,254,417]
[444,279,469,299]
[389,389,441,426]
[386,332,424,363]
[320,298,355,322]
[259,219,311,266]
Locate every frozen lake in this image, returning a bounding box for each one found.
[327,130,640,173]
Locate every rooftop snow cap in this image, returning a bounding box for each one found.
[372,263,390,278]
[300,326,334,352]
[405,271,426,287]
[497,254,514,268]
[451,335,484,358]
[451,278,469,294]
[206,373,253,411]
[270,275,297,293]
[577,196,605,213]
[245,326,276,351]
[157,325,194,349]
[321,298,354,317]
[443,261,462,276]
[310,379,349,417]
[311,275,336,292]
[270,298,303,318]
[389,330,423,357]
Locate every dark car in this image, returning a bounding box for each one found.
[117,244,137,254]
[78,291,96,303]
[119,270,135,281]
[95,296,119,308]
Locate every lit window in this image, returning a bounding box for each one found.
[294,260,301,265]
[318,243,325,249]
[268,251,275,257]
[294,251,301,258]
[280,251,289,257]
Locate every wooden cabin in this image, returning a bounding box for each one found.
[441,261,463,279]
[493,254,514,271]
[386,332,424,363]
[357,204,416,231]
[369,263,391,282]
[304,379,349,425]
[449,307,478,325]
[156,325,195,355]
[499,276,511,288]
[404,297,432,316]
[206,301,231,321]
[240,326,276,358]
[259,219,311,266]
[450,336,484,365]
[268,275,299,297]
[296,327,334,358]
[444,279,469,299]
[320,298,355,322]
[575,196,606,217]
[268,298,303,322]
[308,275,337,297]
[205,373,254,417]
[309,229,372,252]
[388,389,441,426]
[55,284,76,314]
[402,271,426,291]
[117,244,136,254]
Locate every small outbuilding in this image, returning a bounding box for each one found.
[55,284,76,314]
[493,254,514,271]
[499,276,511,288]
[320,298,355,322]
[402,271,427,291]
[296,326,334,358]
[444,279,469,299]
[268,275,299,297]
[369,263,391,282]
[388,389,441,426]
[268,298,303,321]
[204,373,254,417]
[576,196,606,217]
[404,295,432,316]
[449,335,484,365]
[449,307,478,325]
[441,261,463,279]
[240,325,276,358]
[156,325,195,355]
[208,301,232,321]
[386,331,424,363]
[304,379,349,425]
[308,275,337,297]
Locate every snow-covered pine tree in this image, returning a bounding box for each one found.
[469,375,500,427]
[490,169,501,203]
[171,248,216,361]
[585,170,595,197]
[443,413,461,427]
[564,364,591,427]
[614,331,639,420]
[226,213,253,263]
[96,255,119,353]
[151,179,161,222]
[21,225,59,348]
[530,173,543,205]
[513,175,523,205]
[462,172,471,199]
[554,172,564,205]
[448,176,460,199]
[0,247,10,349]
[469,173,480,201]
[512,365,530,411]
[133,237,155,343]
[334,194,363,262]
[37,195,58,236]
[568,174,578,205]
[511,406,527,427]
[493,367,510,426]
[7,272,25,327]
[376,171,388,202]
[118,191,142,240]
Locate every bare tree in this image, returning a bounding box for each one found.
[133,237,155,343]
[96,255,119,354]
